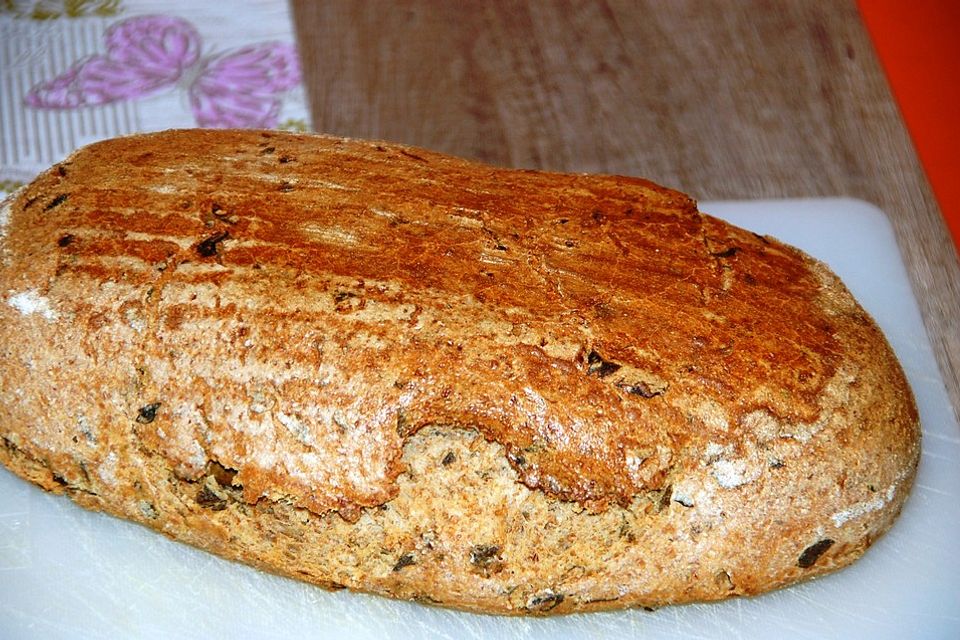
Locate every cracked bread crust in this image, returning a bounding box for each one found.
[0,130,920,614]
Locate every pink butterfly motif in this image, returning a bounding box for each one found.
[24,15,301,129]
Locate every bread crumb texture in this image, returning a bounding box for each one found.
[0,130,920,614]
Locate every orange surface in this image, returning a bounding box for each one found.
[858,0,960,254]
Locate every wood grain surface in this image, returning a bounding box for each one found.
[291,0,959,421]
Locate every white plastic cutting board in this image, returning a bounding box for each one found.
[1,198,958,639]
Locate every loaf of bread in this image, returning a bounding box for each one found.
[0,129,920,615]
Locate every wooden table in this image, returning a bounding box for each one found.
[292,0,959,420]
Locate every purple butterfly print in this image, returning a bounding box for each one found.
[24,15,301,129]
[25,16,201,108]
[190,42,301,129]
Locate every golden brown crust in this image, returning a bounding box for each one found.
[0,130,920,614]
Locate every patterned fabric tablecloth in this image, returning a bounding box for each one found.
[0,0,310,197]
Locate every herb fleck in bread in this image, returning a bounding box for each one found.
[0,129,920,614]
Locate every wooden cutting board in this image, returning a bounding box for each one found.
[1,199,957,639]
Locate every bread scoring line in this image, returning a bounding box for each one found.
[830,466,913,527]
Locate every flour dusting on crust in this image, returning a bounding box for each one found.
[7,289,58,321]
